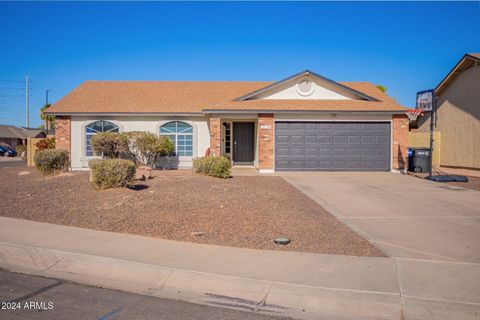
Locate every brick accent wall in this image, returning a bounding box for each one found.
[258,114,275,170]
[209,117,221,156]
[392,114,409,170]
[55,116,71,152]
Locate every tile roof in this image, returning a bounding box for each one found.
[47,80,408,114]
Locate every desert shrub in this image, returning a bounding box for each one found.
[34,149,70,175]
[89,159,136,190]
[193,156,231,179]
[91,132,125,159]
[121,132,174,166]
[35,137,55,151]
[15,144,26,157]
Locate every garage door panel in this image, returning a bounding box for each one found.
[376,123,389,130]
[275,148,289,156]
[362,123,376,130]
[318,135,332,143]
[304,123,318,130]
[291,135,304,143]
[376,149,388,156]
[319,123,334,130]
[347,136,361,144]
[333,136,346,144]
[376,136,388,144]
[319,148,332,156]
[305,135,317,144]
[276,135,290,144]
[362,136,375,144]
[275,121,390,171]
[276,123,290,130]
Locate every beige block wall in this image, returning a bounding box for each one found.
[416,64,480,169]
[26,137,43,167]
[408,131,441,166]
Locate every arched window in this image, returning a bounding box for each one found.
[85,121,119,156]
[160,121,193,156]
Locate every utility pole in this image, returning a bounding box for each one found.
[25,75,29,128]
[45,89,50,105]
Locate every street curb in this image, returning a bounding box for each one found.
[0,241,401,320]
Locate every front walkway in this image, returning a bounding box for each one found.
[0,217,479,319]
[280,172,480,263]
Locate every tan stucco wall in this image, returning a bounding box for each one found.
[408,131,441,166]
[416,64,480,169]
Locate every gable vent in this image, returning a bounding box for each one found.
[296,79,315,96]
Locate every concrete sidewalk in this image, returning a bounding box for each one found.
[0,217,479,319]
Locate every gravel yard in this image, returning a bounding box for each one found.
[0,167,384,257]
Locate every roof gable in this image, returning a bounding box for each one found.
[436,53,480,95]
[235,70,380,102]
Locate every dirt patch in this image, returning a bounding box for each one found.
[0,167,384,257]
[408,172,480,191]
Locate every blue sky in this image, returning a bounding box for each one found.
[0,1,479,127]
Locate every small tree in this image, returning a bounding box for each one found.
[121,132,174,166]
[40,104,56,134]
[376,84,387,93]
[91,132,125,159]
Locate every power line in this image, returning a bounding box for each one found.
[0,116,24,122]
[0,105,24,112]
[0,102,23,109]
[0,79,24,83]
[0,93,25,98]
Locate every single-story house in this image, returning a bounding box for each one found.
[412,53,480,171]
[0,124,46,148]
[46,70,409,172]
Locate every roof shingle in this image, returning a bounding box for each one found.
[47,80,408,114]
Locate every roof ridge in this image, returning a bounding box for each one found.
[83,80,274,83]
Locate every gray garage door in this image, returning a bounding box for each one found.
[275,122,390,171]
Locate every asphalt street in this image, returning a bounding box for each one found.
[0,158,25,168]
[0,270,288,320]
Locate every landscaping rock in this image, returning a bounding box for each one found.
[0,167,385,256]
[136,165,153,181]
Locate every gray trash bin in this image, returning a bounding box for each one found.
[409,148,431,173]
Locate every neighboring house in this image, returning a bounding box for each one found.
[46,70,409,172]
[413,53,480,170]
[0,124,46,147]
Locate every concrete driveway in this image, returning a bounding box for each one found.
[280,172,480,263]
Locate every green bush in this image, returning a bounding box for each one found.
[121,132,174,166]
[193,156,231,179]
[15,144,26,157]
[34,149,70,175]
[90,131,174,166]
[91,132,125,158]
[89,159,136,190]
